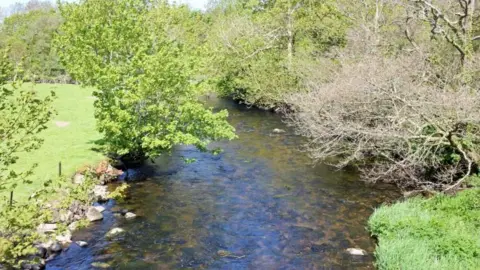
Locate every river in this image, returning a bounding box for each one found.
[47,97,398,269]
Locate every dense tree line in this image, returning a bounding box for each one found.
[2,0,480,190]
[0,1,67,82]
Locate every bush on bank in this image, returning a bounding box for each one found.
[0,172,95,267]
[368,188,480,270]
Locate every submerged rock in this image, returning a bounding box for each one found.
[346,248,367,256]
[272,128,286,134]
[86,207,103,222]
[124,212,137,219]
[91,262,111,269]
[106,227,125,237]
[76,241,88,247]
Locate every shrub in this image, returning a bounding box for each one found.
[286,53,480,191]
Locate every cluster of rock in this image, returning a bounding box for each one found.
[22,161,130,270]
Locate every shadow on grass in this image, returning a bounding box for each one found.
[87,138,108,153]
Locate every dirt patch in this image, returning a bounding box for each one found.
[55,121,70,128]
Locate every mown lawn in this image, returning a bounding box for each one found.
[369,189,480,270]
[8,83,103,202]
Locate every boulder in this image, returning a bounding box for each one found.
[68,221,78,231]
[35,246,47,259]
[59,210,74,223]
[69,200,86,217]
[94,205,106,213]
[55,231,72,244]
[86,207,103,222]
[72,173,85,185]
[346,248,367,256]
[76,241,88,247]
[93,185,109,201]
[50,242,62,253]
[124,212,137,219]
[36,224,57,234]
[106,227,124,237]
[95,160,109,175]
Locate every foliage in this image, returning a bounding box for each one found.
[0,200,51,266]
[56,0,236,161]
[0,171,100,266]
[0,49,55,193]
[369,189,480,270]
[0,3,66,82]
[107,183,129,202]
[205,0,348,108]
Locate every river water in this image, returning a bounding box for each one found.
[47,97,398,269]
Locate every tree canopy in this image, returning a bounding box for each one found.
[56,0,236,161]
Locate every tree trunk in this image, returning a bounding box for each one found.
[287,2,294,70]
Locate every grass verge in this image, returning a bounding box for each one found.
[8,83,103,202]
[368,189,480,270]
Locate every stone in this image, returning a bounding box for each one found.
[76,241,88,247]
[50,242,62,253]
[106,227,124,237]
[346,248,367,256]
[31,264,44,270]
[55,231,72,244]
[111,206,128,214]
[39,240,54,250]
[69,200,86,216]
[45,254,57,262]
[59,210,74,223]
[36,223,57,234]
[106,164,123,177]
[272,128,286,134]
[72,173,85,185]
[95,160,110,176]
[124,212,137,219]
[86,207,103,222]
[91,262,111,269]
[94,205,106,213]
[93,185,109,201]
[35,246,47,259]
[68,221,78,231]
[99,174,106,185]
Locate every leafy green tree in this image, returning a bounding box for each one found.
[56,0,236,161]
[205,0,348,108]
[0,4,64,82]
[0,49,55,192]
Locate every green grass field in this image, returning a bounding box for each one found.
[9,83,103,202]
[369,189,480,270]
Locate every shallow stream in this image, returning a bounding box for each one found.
[47,98,398,269]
